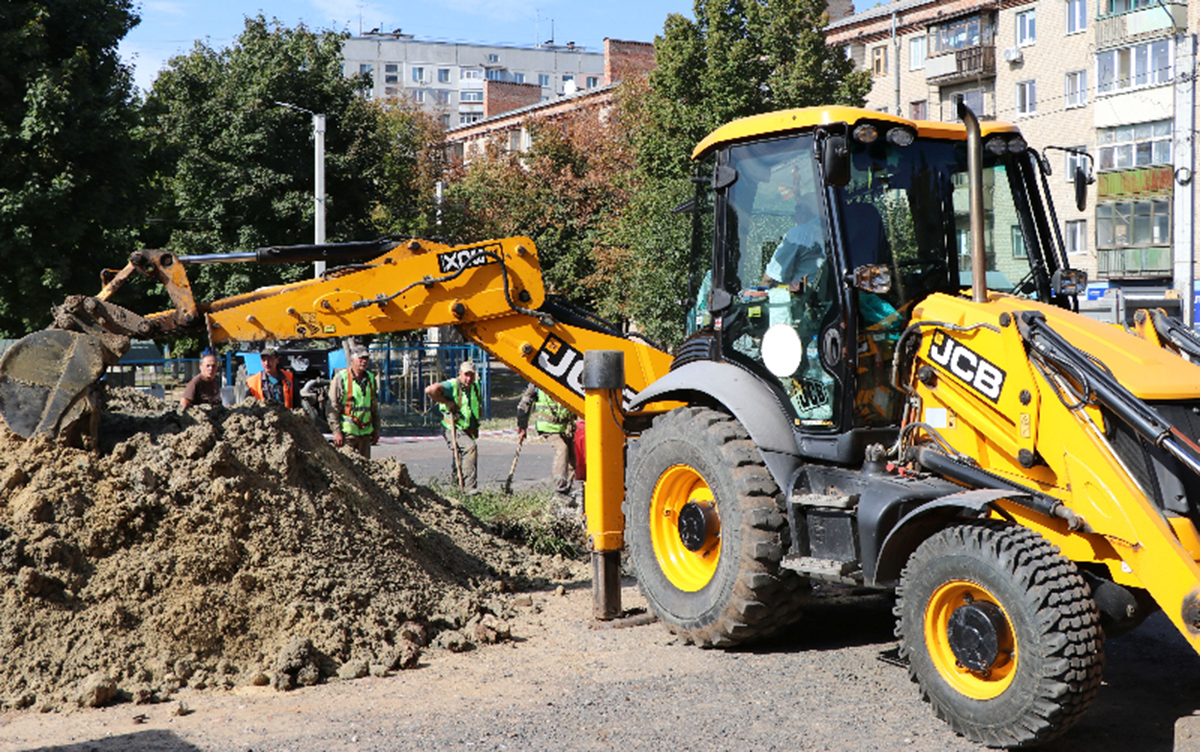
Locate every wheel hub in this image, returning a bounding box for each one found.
[677,500,719,552]
[947,599,1008,672]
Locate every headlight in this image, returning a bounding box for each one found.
[886,127,915,147]
[853,124,879,144]
[985,137,1007,155]
[1007,137,1028,153]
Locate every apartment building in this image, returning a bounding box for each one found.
[342,32,607,128]
[828,0,1197,322]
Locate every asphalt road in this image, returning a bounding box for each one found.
[372,432,570,495]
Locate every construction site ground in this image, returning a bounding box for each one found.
[0,391,1199,751]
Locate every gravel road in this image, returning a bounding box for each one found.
[3,574,1199,752]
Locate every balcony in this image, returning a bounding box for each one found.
[925,46,995,84]
[1097,246,1172,279]
[1095,2,1186,50]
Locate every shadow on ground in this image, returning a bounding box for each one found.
[26,729,202,752]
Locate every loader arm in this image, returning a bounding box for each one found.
[0,236,674,439]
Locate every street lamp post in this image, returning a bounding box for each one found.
[275,101,326,276]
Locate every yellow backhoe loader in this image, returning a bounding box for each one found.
[4,104,1200,748]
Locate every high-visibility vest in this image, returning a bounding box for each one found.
[246,370,295,408]
[533,389,571,434]
[340,370,377,436]
[439,378,482,436]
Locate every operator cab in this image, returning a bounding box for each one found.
[685,107,1081,464]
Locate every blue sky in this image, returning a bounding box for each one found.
[119,0,696,93]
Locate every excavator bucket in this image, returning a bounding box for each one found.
[0,329,112,442]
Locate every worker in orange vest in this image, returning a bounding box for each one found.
[246,348,295,408]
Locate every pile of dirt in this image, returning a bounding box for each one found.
[0,388,578,711]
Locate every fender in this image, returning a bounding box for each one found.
[870,488,1022,587]
[629,360,799,492]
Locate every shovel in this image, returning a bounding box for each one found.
[503,432,525,495]
[450,418,465,491]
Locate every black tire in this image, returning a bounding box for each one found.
[896,523,1104,748]
[624,407,806,647]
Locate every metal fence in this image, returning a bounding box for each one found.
[105,343,491,433]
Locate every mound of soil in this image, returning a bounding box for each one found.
[0,388,575,711]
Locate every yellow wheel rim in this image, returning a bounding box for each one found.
[924,581,1018,700]
[650,464,720,592]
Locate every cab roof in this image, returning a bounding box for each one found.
[691,105,1020,161]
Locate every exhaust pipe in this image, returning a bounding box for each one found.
[958,101,987,303]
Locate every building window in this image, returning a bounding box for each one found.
[485,69,505,81]
[1065,70,1087,108]
[930,16,993,55]
[586,76,599,88]
[513,72,525,84]
[439,114,451,127]
[411,90,425,104]
[1098,120,1171,170]
[1065,147,1088,181]
[412,66,425,83]
[438,68,451,83]
[1105,0,1154,14]
[951,90,984,119]
[1065,220,1087,255]
[384,74,398,84]
[462,69,482,80]
[488,54,499,63]
[562,74,574,83]
[1015,80,1036,115]
[434,89,450,105]
[909,36,926,70]
[385,64,397,73]
[1012,225,1027,258]
[1097,40,1172,95]
[359,64,372,75]
[872,46,887,76]
[910,100,927,119]
[461,90,483,103]
[1016,9,1036,47]
[460,113,482,125]
[384,86,396,96]
[538,73,550,87]
[1097,200,1171,248]
[1066,0,1087,33]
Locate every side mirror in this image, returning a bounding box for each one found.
[823,135,850,187]
[1074,166,1090,211]
[849,264,892,294]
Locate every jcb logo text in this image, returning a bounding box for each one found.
[927,331,1005,403]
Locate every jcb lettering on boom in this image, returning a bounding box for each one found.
[534,334,636,410]
[927,330,1005,402]
[437,243,499,274]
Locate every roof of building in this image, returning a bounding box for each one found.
[826,0,936,31]
[445,82,618,138]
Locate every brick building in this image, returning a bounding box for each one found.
[828,0,1197,323]
[445,39,655,162]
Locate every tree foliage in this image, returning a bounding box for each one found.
[0,0,150,337]
[439,110,632,311]
[142,16,410,304]
[612,0,872,346]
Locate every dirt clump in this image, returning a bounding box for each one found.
[0,388,575,711]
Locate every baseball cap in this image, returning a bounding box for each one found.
[459,360,477,374]
[261,347,278,358]
[350,345,370,359]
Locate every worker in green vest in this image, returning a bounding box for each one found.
[327,345,380,459]
[426,360,483,492]
[516,382,577,502]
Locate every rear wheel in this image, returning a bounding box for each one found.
[624,407,805,646]
[897,523,1104,748]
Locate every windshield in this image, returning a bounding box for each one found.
[714,129,1043,431]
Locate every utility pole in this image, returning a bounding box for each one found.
[276,101,327,277]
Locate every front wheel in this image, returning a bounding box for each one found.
[896,523,1104,748]
[624,407,805,647]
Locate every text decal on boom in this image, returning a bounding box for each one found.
[437,243,500,274]
[926,329,1006,403]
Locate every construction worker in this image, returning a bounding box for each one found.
[245,348,295,407]
[426,360,482,492]
[327,345,379,459]
[516,382,576,502]
[180,352,223,409]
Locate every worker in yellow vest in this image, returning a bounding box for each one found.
[516,382,577,502]
[327,345,379,459]
[426,360,482,492]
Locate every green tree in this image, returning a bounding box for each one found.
[143,16,397,305]
[0,0,150,337]
[611,0,872,346]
